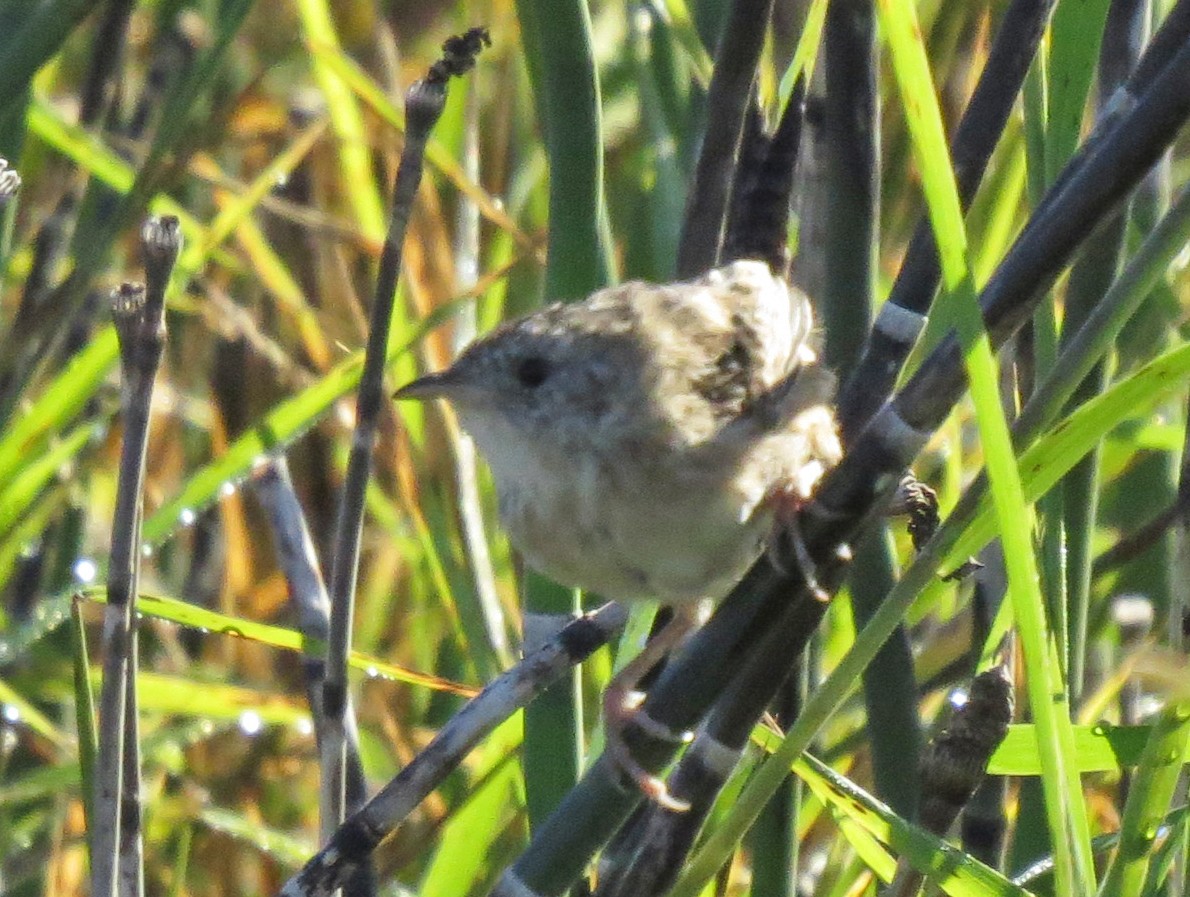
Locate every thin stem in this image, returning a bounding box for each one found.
[279,602,628,897]
[91,216,180,897]
[675,0,774,278]
[323,26,488,831]
[450,79,510,671]
[252,457,374,897]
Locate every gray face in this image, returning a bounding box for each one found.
[398,301,656,455]
[464,306,656,442]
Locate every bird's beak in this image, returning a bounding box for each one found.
[392,368,465,402]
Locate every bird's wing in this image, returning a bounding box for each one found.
[613,261,823,452]
[683,261,816,419]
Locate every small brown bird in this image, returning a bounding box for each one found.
[395,260,841,805]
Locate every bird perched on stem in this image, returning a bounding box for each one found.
[395,259,841,807]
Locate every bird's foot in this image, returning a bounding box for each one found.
[603,684,692,812]
[600,607,702,810]
[767,488,829,601]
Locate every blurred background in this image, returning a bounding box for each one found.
[1,1,1188,895]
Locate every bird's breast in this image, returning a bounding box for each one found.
[494,446,770,604]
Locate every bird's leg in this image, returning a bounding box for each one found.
[603,603,703,812]
[767,486,829,601]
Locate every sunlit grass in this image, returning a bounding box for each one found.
[0,2,1187,896]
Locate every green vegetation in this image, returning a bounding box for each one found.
[1,2,1188,896]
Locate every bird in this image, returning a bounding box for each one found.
[394,259,841,807]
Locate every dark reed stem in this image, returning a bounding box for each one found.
[277,602,628,897]
[837,0,1057,441]
[252,457,375,897]
[117,648,144,897]
[676,0,775,278]
[821,0,879,374]
[322,24,488,836]
[822,0,924,821]
[91,216,179,897]
[722,78,805,275]
[1093,491,1190,576]
[79,0,136,127]
[591,629,809,897]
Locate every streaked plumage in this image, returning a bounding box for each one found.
[395,260,841,603]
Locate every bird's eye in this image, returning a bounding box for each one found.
[515,355,551,389]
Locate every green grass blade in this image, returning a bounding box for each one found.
[878,2,1093,892]
[91,588,477,697]
[792,751,1033,897]
[0,719,225,809]
[420,720,525,897]
[0,330,117,493]
[197,806,313,867]
[0,678,69,748]
[1099,698,1190,896]
[1044,0,1111,183]
[0,419,104,538]
[0,0,93,104]
[293,0,385,240]
[987,723,1186,776]
[515,0,614,830]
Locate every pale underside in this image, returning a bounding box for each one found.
[478,402,839,602]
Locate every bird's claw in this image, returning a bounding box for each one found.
[603,685,692,812]
[767,489,829,601]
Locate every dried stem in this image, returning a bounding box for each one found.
[322,24,488,836]
[450,79,510,669]
[279,602,627,897]
[91,216,180,897]
[251,461,368,832]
